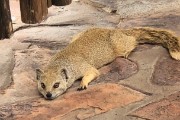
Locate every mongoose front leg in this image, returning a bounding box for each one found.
[77,68,100,91]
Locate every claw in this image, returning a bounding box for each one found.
[77,86,87,91]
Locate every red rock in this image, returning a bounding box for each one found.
[131,92,180,120]
[152,56,180,85]
[0,83,145,120]
[96,57,138,84]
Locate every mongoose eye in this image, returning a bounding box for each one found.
[53,82,60,88]
[41,83,46,89]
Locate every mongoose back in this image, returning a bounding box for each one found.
[36,27,180,99]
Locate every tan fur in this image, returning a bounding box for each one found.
[36,27,180,99]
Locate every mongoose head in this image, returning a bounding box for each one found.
[36,68,69,100]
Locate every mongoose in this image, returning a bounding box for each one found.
[36,27,180,100]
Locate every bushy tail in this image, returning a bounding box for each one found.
[133,28,180,60]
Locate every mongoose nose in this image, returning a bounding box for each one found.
[46,92,52,98]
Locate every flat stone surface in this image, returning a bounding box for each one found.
[11,26,88,50]
[0,41,14,90]
[118,13,180,35]
[85,46,180,120]
[119,46,170,94]
[87,0,180,18]
[0,83,145,120]
[131,92,180,120]
[0,0,179,120]
[152,55,180,85]
[0,47,54,105]
[97,57,138,83]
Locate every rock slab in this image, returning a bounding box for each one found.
[0,83,145,120]
[0,41,14,90]
[131,92,180,120]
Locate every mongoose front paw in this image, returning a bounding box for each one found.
[77,86,87,91]
[77,82,88,91]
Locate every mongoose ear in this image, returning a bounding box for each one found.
[36,68,43,80]
[61,69,69,82]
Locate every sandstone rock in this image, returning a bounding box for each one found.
[152,55,180,85]
[131,92,180,120]
[0,47,55,105]
[0,83,146,120]
[88,0,180,18]
[118,14,180,35]
[97,57,138,83]
[5,0,180,120]
[0,41,14,90]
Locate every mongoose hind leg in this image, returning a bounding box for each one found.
[77,67,100,91]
